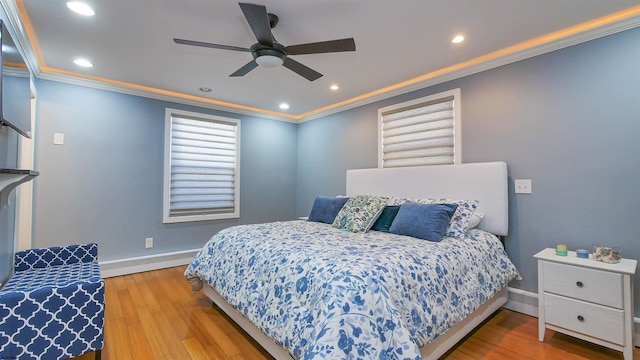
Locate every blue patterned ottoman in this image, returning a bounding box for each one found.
[0,243,104,360]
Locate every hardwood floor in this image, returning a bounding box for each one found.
[73,266,638,359]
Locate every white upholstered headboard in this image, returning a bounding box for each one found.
[346,162,509,236]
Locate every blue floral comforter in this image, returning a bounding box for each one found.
[185,221,519,360]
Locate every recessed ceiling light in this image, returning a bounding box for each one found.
[452,35,465,44]
[330,84,339,91]
[199,87,212,92]
[279,103,290,110]
[66,2,95,16]
[73,58,93,67]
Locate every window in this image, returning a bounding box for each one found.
[163,108,240,223]
[378,88,461,168]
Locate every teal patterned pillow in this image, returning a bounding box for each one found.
[332,195,388,233]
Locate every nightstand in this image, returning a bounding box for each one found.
[535,248,637,359]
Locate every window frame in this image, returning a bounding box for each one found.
[163,108,240,224]
[378,88,461,168]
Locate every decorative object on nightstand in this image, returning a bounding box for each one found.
[535,248,636,360]
[592,245,622,264]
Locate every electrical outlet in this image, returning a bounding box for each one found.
[145,237,153,249]
[514,179,532,194]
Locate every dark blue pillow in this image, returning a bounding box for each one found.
[371,205,401,232]
[307,196,349,224]
[389,202,458,242]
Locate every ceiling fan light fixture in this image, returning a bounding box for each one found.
[255,55,284,68]
[251,43,286,68]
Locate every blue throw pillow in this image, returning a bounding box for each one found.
[371,206,401,232]
[389,202,458,242]
[307,196,349,224]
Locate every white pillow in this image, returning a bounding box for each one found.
[465,212,485,230]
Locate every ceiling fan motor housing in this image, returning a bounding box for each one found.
[267,13,279,29]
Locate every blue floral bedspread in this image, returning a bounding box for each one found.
[185,221,519,360]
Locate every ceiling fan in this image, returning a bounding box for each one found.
[174,2,356,81]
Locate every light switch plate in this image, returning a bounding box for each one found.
[53,132,64,145]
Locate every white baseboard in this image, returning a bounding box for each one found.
[505,286,640,347]
[504,287,538,317]
[99,248,200,278]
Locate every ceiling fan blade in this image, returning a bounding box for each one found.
[285,38,356,55]
[239,3,273,47]
[230,60,259,77]
[282,58,323,81]
[174,38,250,52]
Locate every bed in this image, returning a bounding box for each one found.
[185,161,519,359]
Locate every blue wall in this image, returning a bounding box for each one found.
[297,27,640,311]
[296,105,378,206]
[32,79,297,261]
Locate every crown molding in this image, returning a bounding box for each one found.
[35,70,298,123]
[298,13,640,123]
[0,0,40,75]
[5,2,640,124]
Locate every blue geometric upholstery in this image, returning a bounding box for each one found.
[0,243,104,360]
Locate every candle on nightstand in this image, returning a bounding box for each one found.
[556,244,568,256]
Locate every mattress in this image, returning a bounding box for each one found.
[185,220,519,359]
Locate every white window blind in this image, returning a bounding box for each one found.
[378,89,461,168]
[163,109,240,223]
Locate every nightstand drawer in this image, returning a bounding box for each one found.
[543,261,623,308]
[545,293,625,345]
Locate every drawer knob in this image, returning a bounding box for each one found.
[577,315,585,322]
[576,281,584,287]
